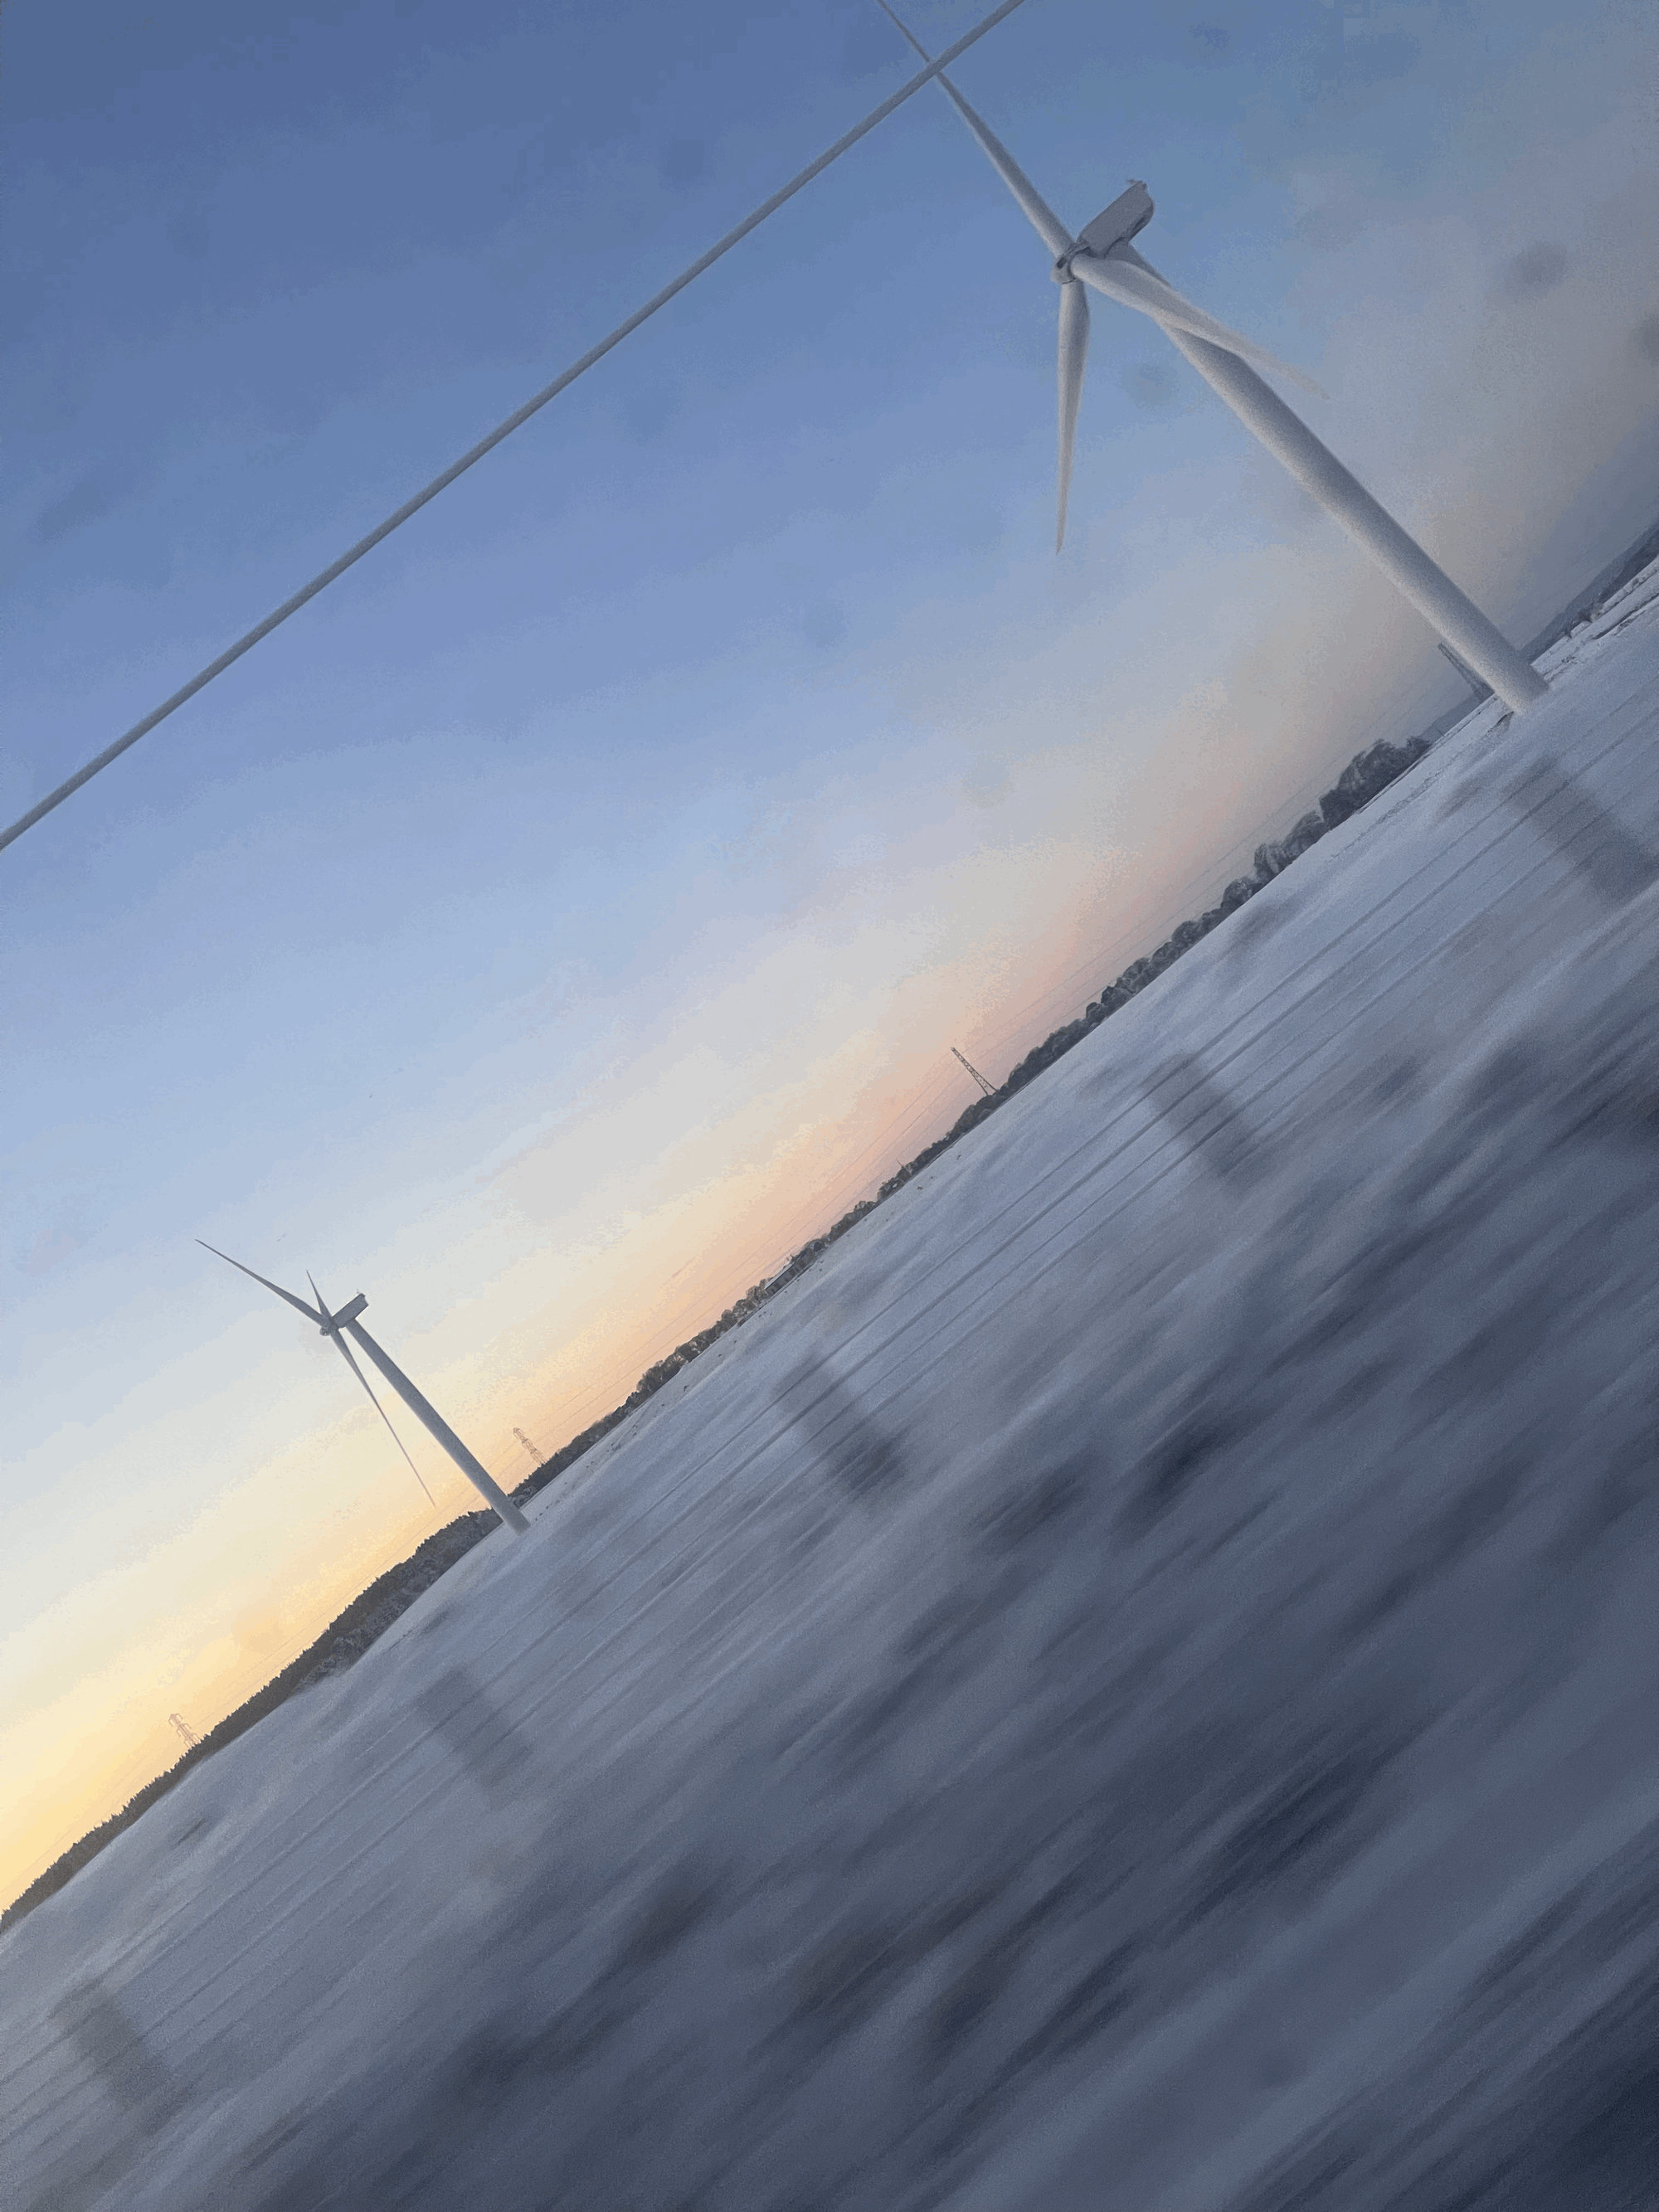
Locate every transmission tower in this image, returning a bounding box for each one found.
[513,1427,543,1467]
[168,1713,200,1751]
[951,1046,996,1098]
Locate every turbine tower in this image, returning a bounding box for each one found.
[878,3,1547,716]
[201,1243,530,1536]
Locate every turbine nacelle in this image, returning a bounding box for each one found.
[306,1268,366,1334]
[318,1291,367,1335]
[1053,180,1154,283]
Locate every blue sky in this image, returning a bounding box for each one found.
[5,0,1659,1900]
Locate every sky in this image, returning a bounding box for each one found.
[4,0,1658,1909]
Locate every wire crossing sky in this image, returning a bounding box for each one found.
[0,0,1029,858]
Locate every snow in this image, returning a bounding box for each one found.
[5,561,1659,2211]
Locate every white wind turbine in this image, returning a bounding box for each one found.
[201,1242,531,1536]
[878,2,1548,715]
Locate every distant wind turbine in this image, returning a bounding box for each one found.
[877,2,1548,715]
[200,1243,530,1536]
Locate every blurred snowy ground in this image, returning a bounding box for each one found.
[6,562,1659,2212]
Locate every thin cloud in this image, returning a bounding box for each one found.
[31,476,119,548]
[1497,241,1569,299]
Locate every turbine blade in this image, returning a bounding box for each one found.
[329,1330,440,1510]
[197,1241,324,1324]
[1056,277,1090,551]
[875,0,1075,260]
[1072,250,1327,398]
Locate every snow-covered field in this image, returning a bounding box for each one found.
[7,562,1659,2212]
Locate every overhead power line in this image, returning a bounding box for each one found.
[0,0,1032,862]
